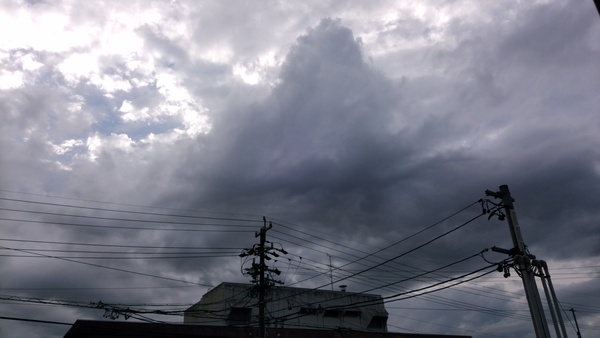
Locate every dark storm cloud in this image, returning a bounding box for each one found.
[145,19,500,294]
[2,2,600,338]
[172,20,417,221]
[147,12,600,271]
[145,13,599,336]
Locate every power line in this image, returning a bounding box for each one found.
[0,206,258,228]
[0,247,239,254]
[293,210,486,290]
[274,201,484,288]
[336,271,533,322]
[0,290,252,321]
[382,264,500,304]
[270,199,479,268]
[355,249,490,296]
[0,285,199,291]
[224,202,492,326]
[0,253,238,260]
[0,237,243,250]
[262,250,502,323]
[0,196,262,224]
[0,188,263,219]
[0,315,72,326]
[0,245,213,287]
[0,216,254,233]
[254,251,510,328]
[3,190,587,337]
[262,263,500,326]
[266,226,542,326]
[273,200,480,269]
[2,193,487,302]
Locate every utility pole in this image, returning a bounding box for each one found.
[486,185,551,338]
[256,218,270,338]
[533,260,568,338]
[570,308,582,338]
[240,217,287,338]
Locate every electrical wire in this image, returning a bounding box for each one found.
[257,263,501,326]
[382,264,500,304]
[288,210,486,291]
[232,202,512,329]
[262,251,504,323]
[0,188,263,219]
[3,192,591,337]
[272,202,485,289]
[0,245,213,286]
[0,207,258,228]
[0,254,238,260]
[271,200,480,269]
[0,196,262,224]
[0,315,72,326]
[0,216,254,232]
[0,237,243,250]
[269,201,481,282]
[356,249,490,296]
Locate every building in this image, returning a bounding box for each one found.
[63,282,474,338]
[184,282,389,332]
[64,320,473,338]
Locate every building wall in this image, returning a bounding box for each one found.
[184,283,388,332]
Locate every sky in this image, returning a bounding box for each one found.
[1,0,599,337]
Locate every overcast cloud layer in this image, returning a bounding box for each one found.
[1,1,600,337]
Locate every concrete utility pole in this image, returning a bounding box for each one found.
[534,260,568,338]
[486,185,551,338]
[256,218,272,338]
[240,217,286,338]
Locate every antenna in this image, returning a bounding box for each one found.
[328,254,333,291]
[570,308,583,338]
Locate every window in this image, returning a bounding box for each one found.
[367,315,388,330]
[323,310,342,318]
[344,310,361,318]
[227,307,252,326]
[299,307,318,315]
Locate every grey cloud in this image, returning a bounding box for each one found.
[2,2,600,338]
[174,20,406,205]
[498,0,597,66]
